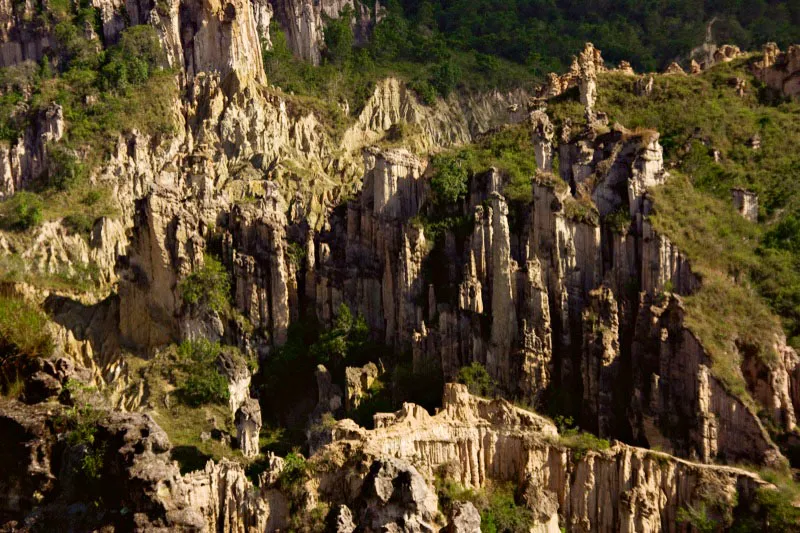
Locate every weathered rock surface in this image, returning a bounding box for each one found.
[447,501,481,533]
[345,362,380,411]
[235,397,262,458]
[322,384,767,532]
[752,43,800,98]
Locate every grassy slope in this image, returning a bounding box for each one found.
[590,61,800,401]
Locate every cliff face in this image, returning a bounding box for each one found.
[0,385,770,532]
[1,0,799,526]
[270,0,382,65]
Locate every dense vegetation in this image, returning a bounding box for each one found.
[179,256,233,315]
[574,62,800,357]
[176,340,231,407]
[435,475,535,533]
[395,0,800,72]
[266,0,800,118]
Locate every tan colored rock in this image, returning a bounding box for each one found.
[634,75,654,97]
[345,362,380,411]
[235,397,262,458]
[578,43,600,113]
[447,501,481,533]
[615,60,635,75]
[0,103,64,198]
[713,44,742,63]
[582,286,620,437]
[732,188,758,222]
[326,384,766,531]
[530,109,555,172]
[663,62,686,75]
[752,44,800,98]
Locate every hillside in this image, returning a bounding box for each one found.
[1,0,800,531]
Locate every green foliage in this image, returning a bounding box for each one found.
[80,445,105,480]
[430,153,469,206]
[285,241,307,269]
[0,295,53,359]
[678,504,717,533]
[309,303,370,369]
[99,25,165,91]
[323,6,355,66]
[480,484,535,533]
[2,191,43,230]
[179,255,231,314]
[559,424,611,460]
[62,212,95,237]
[46,143,85,190]
[604,208,632,234]
[395,0,800,73]
[456,362,496,397]
[279,451,312,511]
[435,476,534,533]
[431,61,462,97]
[176,339,230,407]
[62,403,103,447]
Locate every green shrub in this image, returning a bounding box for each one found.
[81,190,102,206]
[408,79,438,105]
[322,6,354,66]
[431,61,462,97]
[279,451,312,510]
[430,153,470,206]
[100,25,165,91]
[677,504,717,533]
[179,255,231,314]
[434,477,534,533]
[2,191,44,230]
[46,142,85,190]
[0,296,53,359]
[456,362,496,397]
[481,483,535,533]
[176,339,230,407]
[560,429,611,460]
[309,303,370,369]
[62,212,95,236]
[286,241,306,269]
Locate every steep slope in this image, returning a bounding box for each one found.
[1,0,800,531]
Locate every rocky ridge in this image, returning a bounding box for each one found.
[0,0,799,529]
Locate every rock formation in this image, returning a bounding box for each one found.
[752,43,800,98]
[235,397,262,457]
[732,188,759,222]
[1,0,799,522]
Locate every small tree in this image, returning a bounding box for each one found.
[176,339,230,407]
[323,6,355,66]
[179,255,231,314]
[431,61,462,97]
[456,362,496,397]
[430,153,470,206]
[7,191,44,230]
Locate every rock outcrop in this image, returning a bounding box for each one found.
[752,43,800,98]
[235,397,262,458]
[270,0,382,65]
[0,103,64,198]
[322,384,767,531]
[732,188,758,221]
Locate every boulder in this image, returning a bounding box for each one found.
[447,501,481,533]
